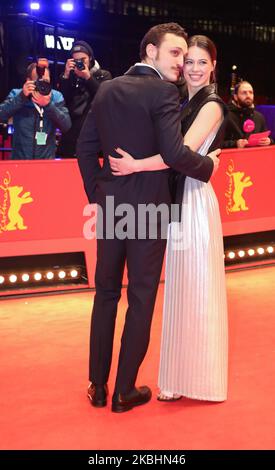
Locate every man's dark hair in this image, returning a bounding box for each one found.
[234,80,252,95]
[139,22,187,61]
[26,62,37,79]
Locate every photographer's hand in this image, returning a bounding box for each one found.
[32,91,52,107]
[64,58,76,79]
[74,63,91,80]
[23,80,36,97]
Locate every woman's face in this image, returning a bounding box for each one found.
[183,45,215,90]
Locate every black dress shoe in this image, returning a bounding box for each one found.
[87,383,108,407]
[112,386,152,413]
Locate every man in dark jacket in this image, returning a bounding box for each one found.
[222,81,272,148]
[0,62,71,160]
[57,40,112,158]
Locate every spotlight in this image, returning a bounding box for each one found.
[267,246,274,254]
[9,275,17,283]
[0,276,5,284]
[58,270,66,279]
[248,249,255,256]
[46,272,54,280]
[22,274,30,282]
[61,2,74,11]
[257,247,265,255]
[70,269,78,278]
[30,2,40,10]
[34,272,42,281]
[7,124,14,135]
[228,252,235,259]
[238,250,245,258]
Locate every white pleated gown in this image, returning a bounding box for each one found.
[158,132,228,401]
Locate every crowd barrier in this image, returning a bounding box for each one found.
[0,146,274,294]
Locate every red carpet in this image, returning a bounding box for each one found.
[0,266,275,450]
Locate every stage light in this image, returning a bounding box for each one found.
[0,253,87,294]
[257,247,265,255]
[46,272,54,280]
[61,2,74,12]
[58,270,66,279]
[224,242,275,269]
[30,2,40,10]
[7,124,14,135]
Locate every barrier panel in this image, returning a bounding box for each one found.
[1,146,274,294]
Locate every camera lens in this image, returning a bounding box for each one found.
[75,59,85,71]
[35,79,52,96]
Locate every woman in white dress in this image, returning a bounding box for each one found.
[109,35,228,402]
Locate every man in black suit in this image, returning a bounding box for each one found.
[77,23,220,413]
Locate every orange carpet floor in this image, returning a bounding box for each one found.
[0,266,275,450]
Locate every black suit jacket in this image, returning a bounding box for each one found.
[77,65,214,209]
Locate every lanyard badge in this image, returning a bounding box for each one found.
[34,103,48,145]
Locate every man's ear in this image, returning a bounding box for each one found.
[146,43,157,60]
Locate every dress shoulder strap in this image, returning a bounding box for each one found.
[181,84,227,136]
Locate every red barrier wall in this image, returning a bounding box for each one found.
[0,146,274,294]
[212,146,275,236]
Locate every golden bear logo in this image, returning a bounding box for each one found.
[225,160,253,214]
[231,172,253,212]
[0,171,33,233]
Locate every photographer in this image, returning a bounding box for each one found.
[222,81,273,148]
[0,60,71,159]
[57,40,112,158]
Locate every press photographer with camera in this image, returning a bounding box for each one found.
[0,59,71,159]
[57,40,112,158]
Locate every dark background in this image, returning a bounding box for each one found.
[1,0,275,102]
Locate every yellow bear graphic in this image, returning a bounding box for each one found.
[6,186,33,231]
[231,172,253,212]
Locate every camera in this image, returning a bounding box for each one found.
[34,58,52,95]
[74,58,85,71]
[35,79,52,96]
